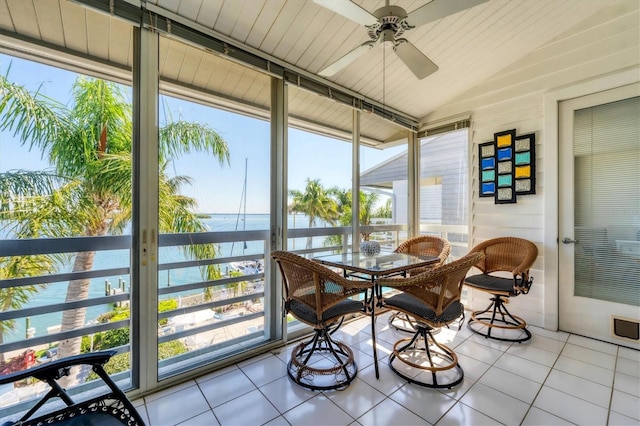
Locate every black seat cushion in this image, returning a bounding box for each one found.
[288,299,363,325]
[384,293,464,325]
[465,274,516,296]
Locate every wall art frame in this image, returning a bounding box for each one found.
[479,129,536,204]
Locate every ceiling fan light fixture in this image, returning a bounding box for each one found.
[380,29,396,48]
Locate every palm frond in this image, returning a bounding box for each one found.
[51,78,132,177]
[0,254,61,335]
[157,166,221,280]
[160,121,230,166]
[0,75,71,153]
[84,153,132,199]
[0,169,64,200]
[1,180,88,238]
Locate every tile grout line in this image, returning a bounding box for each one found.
[605,345,620,426]
[192,379,220,426]
[516,333,570,425]
[433,326,507,425]
[238,354,288,425]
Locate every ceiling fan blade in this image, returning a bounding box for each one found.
[405,0,488,28]
[313,0,378,26]
[319,42,375,77]
[394,40,439,80]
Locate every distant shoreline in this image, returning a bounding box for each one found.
[195,212,271,218]
[201,212,270,215]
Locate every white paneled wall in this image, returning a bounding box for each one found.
[422,1,640,328]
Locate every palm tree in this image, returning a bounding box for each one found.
[0,75,230,365]
[289,178,339,249]
[359,190,379,240]
[325,187,379,246]
[0,254,60,362]
[373,198,392,219]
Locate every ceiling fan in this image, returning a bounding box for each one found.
[314,0,488,80]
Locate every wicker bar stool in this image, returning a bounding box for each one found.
[389,236,451,332]
[465,237,538,343]
[271,250,369,391]
[377,252,484,389]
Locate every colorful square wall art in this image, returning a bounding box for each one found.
[478,129,536,204]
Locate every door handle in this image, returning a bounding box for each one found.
[562,238,578,244]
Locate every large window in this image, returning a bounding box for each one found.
[419,129,470,259]
[0,54,134,408]
[287,129,354,253]
[286,85,355,255]
[286,86,407,255]
[360,139,409,249]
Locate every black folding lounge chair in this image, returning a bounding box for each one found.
[0,350,144,425]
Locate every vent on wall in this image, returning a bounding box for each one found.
[612,316,639,341]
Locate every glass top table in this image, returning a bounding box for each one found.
[313,251,439,280]
[313,251,439,378]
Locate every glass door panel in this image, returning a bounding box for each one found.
[157,36,272,378]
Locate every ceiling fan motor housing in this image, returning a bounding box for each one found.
[368,5,411,45]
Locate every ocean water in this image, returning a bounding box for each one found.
[3,213,323,342]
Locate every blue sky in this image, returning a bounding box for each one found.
[0,54,404,213]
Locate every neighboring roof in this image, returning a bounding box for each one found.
[361,149,407,189]
[360,130,468,188]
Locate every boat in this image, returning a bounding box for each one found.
[229,260,263,276]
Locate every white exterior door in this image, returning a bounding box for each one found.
[559,83,640,349]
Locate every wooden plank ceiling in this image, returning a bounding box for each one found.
[0,0,616,145]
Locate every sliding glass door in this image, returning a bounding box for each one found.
[154,34,274,380]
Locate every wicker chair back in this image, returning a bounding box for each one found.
[394,235,451,275]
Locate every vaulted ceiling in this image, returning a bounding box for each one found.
[0,0,620,145]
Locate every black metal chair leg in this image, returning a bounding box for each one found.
[388,325,463,389]
[288,325,358,391]
[324,330,356,383]
[299,330,322,366]
[468,295,532,343]
[388,311,418,333]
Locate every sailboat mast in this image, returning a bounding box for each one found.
[242,157,248,253]
[242,158,248,230]
[230,157,248,255]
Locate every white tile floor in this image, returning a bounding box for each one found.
[135,312,640,426]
